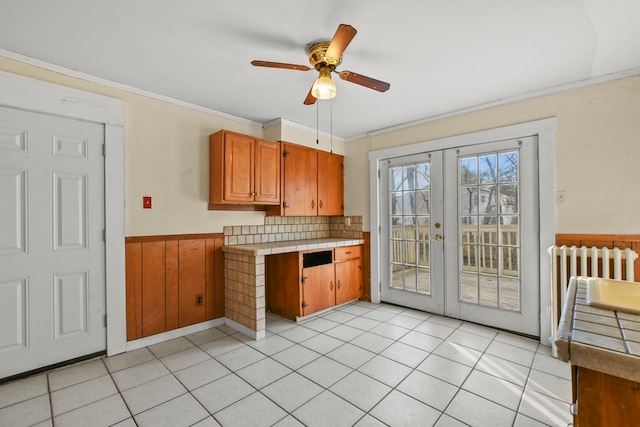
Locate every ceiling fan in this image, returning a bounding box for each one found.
[251,24,390,105]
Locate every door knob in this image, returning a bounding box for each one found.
[435,234,443,241]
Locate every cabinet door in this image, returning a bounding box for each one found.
[282,143,318,216]
[317,151,344,216]
[254,139,280,204]
[223,132,255,203]
[335,258,362,305]
[302,263,335,315]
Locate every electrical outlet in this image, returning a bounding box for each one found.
[195,294,203,306]
[345,217,351,226]
[143,196,152,209]
[556,190,566,205]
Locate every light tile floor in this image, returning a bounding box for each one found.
[0,301,573,427]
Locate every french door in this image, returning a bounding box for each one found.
[380,137,539,336]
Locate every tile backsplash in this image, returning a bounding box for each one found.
[223,216,363,245]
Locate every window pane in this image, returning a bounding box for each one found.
[460,157,477,185]
[390,167,403,191]
[479,154,497,184]
[416,162,430,189]
[498,151,518,183]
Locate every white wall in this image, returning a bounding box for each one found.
[345,76,640,235]
[0,56,345,237]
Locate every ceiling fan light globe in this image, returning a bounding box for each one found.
[311,76,337,99]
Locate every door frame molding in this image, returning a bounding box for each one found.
[0,71,127,356]
[369,118,557,344]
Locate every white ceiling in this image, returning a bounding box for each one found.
[1,0,639,139]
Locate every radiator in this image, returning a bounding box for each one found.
[547,245,638,357]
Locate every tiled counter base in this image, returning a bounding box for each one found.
[555,276,640,381]
[222,238,364,339]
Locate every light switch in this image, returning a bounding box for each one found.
[143,196,152,209]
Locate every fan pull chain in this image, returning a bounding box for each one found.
[316,101,319,144]
[330,98,333,153]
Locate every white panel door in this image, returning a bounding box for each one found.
[0,106,106,379]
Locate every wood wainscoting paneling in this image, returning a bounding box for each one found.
[125,233,224,341]
[556,234,640,282]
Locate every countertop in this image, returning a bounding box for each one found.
[555,276,640,382]
[221,237,365,256]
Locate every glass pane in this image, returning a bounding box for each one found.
[417,190,430,214]
[391,264,405,290]
[403,223,416,240]
[390,167,403,190]
[417,216,430,240]
[479,185,497,214]
[461,244,478,269]
[404,267,417,292]
[500,229,518,246]
[402,192,415,215]
[416,162,430,189]
[391,192,403,215]
[498,151,518,183]
[388,161,432,297]
[461,215,477,226]
[417,242,430,267]
[457,149,522,313]
[460,157,477,185]
[479,275,498,307]
[460,187,476,214]
[481,245,498,272]
[501,247,519,277]
[498,184,518,213]
[403,165,416,191]
[499,276,520,311]
[479,154,497,184]
[404,241,417,265]
[417,267,430,294]
[460,273,478,303]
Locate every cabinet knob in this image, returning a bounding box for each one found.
[319,200,323,209]
[337,280,341,289]
[311,200,315,209]
[330,281,333,290]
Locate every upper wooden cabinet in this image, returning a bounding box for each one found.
[209,130,280,209]
[318,150,344,216]
[267,142,344,216]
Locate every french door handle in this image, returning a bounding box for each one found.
[434,234,443,241]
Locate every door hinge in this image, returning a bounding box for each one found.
[301,300,308,309]
[301,276,307,284]
[104,314,107,327]
[378,169,380,179]
[379,282,382,292]
[283,150,289,158]
[103,229,106,241]
[283,201,289,209]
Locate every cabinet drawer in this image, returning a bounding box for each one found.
[335,246,361,261]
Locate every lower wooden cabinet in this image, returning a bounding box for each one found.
[266,246,362,320]
[125,234,224,341]
[572,366,640,427]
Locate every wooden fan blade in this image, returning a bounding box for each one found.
[325,24,357,62]
[251,60,311,71]
[339,71,390,92]
[304,86,317,105]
